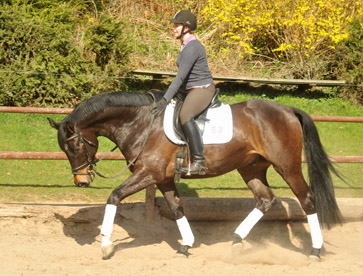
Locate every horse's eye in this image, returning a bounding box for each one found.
[65,141,77,154]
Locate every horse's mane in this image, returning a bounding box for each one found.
[65,91,164,124]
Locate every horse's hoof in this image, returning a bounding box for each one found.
[174,252,188,258]
[175,245,191,258]
[102,244,115,260]
[232,234,243,255]
[309,248,321,262]
[309,254,321,262]
[232,242,244,255]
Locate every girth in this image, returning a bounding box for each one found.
[172,88,221,142]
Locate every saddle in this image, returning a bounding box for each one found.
[172,88,222,142]
[171,88,221,182]
[148,88,224,182]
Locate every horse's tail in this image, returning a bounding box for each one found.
[293,107,343,229]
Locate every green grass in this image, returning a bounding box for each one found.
[0,91,362,203]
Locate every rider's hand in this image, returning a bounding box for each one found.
[151,97,168,115]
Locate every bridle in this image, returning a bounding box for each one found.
[66,126,121,179]
[65,91,158,180]
[66,126,99,177]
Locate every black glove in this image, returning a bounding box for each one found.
[151,97,168,115]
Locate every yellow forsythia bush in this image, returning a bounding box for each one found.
[202,0,363,62]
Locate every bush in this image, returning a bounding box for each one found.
[331,17,363,105]
[0,2,131,107]
[201,0,363,79]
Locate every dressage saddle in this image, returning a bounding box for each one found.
[148,88,222,182]
[172,88,222,142]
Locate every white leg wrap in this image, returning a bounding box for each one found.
[176,216,194,247]
[235,208,264,240]
[101,236,112,247]
[101,204,117,246]
[307,213,323,249]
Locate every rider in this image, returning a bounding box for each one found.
[152,10,215,175]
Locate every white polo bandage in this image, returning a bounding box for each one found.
[235,208,264,239]
[307,213,323,249]
[176,216,195,247]
[101,204,117,238]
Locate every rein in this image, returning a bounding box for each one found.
[66,127,98,174]
[70,91,157,179]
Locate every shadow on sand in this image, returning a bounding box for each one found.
[54,198,315,258]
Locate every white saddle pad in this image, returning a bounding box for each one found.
[163,102,233,145]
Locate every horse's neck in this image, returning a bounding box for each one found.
[80,106,151,156]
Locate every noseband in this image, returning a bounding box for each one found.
[66,124,128,180]
[65,124,142,180]
[66,126,97,177]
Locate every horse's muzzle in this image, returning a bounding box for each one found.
[73,168,95,187]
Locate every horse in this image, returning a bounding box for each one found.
[48,90,342,261]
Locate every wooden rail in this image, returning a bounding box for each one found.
[0,151,125,160]
[0,106,73,114]
[0,152,362,163]
[1,106,363,123]
[155,197,363,221]
[1,151,363,163]
[132,69,348,87]
[0,106,362,163]
[1,198,363,221]
[310,115,363,122]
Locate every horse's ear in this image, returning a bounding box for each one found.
[66,122,76,135]
[48,117,60,130]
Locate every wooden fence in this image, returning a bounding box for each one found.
[0,106,362,163]
[1,105,362,221]
[132,69,349,87]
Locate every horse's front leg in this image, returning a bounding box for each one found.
[100,171,156,260]
[157,182,194,257]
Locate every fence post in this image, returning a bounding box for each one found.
[145,185,156,221]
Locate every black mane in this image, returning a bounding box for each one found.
[65,91,163,124]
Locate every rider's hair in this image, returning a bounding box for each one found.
[191,32,206,48]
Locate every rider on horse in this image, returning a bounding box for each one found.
[152,10,215,175]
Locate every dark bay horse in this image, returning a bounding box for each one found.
[48,91,342,261]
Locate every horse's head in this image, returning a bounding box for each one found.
[48,118,98,187]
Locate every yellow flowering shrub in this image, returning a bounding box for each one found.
[202,0,363,62]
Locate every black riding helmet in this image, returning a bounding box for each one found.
[169,10,197,39]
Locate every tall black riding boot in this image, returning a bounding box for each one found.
[180,119,206,175]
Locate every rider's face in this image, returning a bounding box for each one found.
[172,23,189,40]
[172,23,183,39]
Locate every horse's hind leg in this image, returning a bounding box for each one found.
[233,165,277,248]
[274,164,323,260]
[157,182,194,257]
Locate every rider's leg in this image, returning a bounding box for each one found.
[180,84,215,175]
[181,119,206,174]
[179,84,215,125]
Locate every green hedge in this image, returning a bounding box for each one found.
[332,17,363,105]
[1,1,362,106]
[0,1,131,107]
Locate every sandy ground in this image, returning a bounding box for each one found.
[0,202,362,276]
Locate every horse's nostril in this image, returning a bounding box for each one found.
[76,182,89,188]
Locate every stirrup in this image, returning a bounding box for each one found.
[180,160,206,175]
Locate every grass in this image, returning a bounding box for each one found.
[0,89,362,203]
